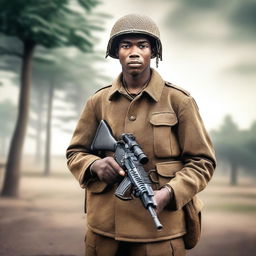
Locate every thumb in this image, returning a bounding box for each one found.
[119,169,126,176]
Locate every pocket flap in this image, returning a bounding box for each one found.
[150,112,178,126]
[156,161,184,177]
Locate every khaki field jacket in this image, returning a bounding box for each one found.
[66,69,216,242]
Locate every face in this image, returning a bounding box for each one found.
[117,35,152,76]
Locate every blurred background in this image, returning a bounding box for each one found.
[0,0,255,255]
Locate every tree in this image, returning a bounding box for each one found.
[29,84,47,165]
[0,0,101,197]
[57,50,110,121]
[40,49,110,175]
[241,121,256,176]
[212,115,241,185]
[212,115,256,185]
[31,49,75,176]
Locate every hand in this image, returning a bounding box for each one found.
[90,157,125,184]
[154,187,172,215]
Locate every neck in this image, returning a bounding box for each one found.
[122,68,151,93]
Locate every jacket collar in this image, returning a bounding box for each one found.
[108,68,165,102]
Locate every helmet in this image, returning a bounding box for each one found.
[106,14,162,64]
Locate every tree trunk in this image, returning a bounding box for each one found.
[1,40,35,197]
[35,88,45,165]
[230,161,238,186]
[35,108,43,164]
[44,82,54,176]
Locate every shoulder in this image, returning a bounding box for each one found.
[90,85,112,102]
[94,85,112,94]
[89,84,113,108]
[163,81,198,112]
[164,81,190,96]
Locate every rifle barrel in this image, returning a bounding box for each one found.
[148,206,163,230]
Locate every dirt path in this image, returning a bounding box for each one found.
[0,175,255,256]
[0,176,85,256]
[189,211,256,256]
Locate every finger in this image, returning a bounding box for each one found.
[104,172,117,183]
[108,158,125,176]
[101,167,118,183]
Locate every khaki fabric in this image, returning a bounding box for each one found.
[85,229,186,256]
[66,68,216,242]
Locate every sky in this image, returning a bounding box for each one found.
[0,0,256,155]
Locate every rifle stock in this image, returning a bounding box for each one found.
[91,120,117,152]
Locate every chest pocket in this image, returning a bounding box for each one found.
[150,112,180,158]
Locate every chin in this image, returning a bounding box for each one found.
[128,68,142,76]
[129,71,140,76]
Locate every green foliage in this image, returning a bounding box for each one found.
[0,34,22,57]
[0,0,102,51]
[229,0,256,31]
[212,115,256,174]
[0,35,22,85]
[51,50,111,126]
[29,47,111,136]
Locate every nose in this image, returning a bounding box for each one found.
[129,46,140,59]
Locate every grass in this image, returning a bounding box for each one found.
[206,204,256,213]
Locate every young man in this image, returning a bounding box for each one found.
[66,14,216,256]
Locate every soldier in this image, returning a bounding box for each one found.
[66,14,216,256]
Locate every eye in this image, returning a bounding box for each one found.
[120,44,129,49]
[139,44,149,49]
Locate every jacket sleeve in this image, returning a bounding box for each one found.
[167,96,216,210]
[66,96,101,188]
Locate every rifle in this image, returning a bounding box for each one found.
[91,120,163,230]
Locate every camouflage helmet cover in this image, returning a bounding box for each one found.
[106,14,162,62]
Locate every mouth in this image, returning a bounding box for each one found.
[127,61,142,67]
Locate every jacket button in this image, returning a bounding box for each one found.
[129,115,136,121]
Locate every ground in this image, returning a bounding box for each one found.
[0,158,255,256]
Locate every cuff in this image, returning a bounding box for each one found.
[161,184,177,210]
[79,156,101,188]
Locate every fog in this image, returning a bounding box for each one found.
[0,0,255,155]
